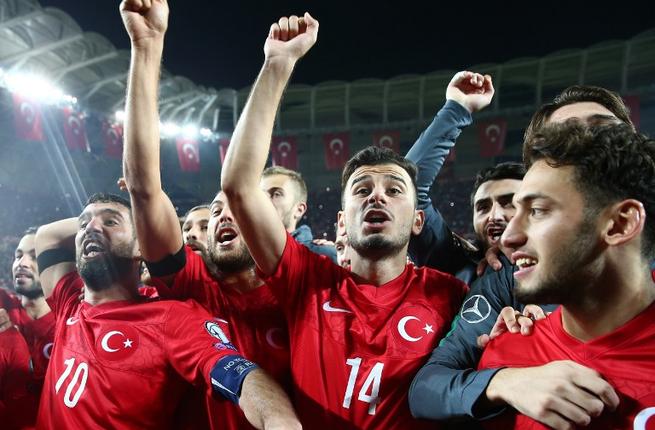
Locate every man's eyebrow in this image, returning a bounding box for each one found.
[78,208,125,221]
[516,193,552,205]
[350,175,372,188]
[474,197,491,208]
[385,174,407,186]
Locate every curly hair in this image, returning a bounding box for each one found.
[525,122,655,258]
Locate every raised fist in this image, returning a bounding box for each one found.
[264,12,319,63]
[446,71,494,113]
[120,0,169,45]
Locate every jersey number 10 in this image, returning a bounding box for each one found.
[55,357,89,408]
[342,357,384,415]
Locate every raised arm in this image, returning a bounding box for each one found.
[221,13,318,276]
[120,0,183,263]
[34,218,78,298]
[406,72,493,272]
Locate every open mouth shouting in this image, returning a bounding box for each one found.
[362,208,392,231]
[82,236,107,260]
[485,223,506,246]
[216,225,239,248]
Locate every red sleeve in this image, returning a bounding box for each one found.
[46,271,84,321]
[257,232,342,310]
[0,328,38,429]
[0,289,29,328]
[162,300,242,395]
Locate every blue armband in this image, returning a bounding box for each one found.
[210,355,259,404]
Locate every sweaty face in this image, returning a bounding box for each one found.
[259,174,303,231]
[75,203,138,291]
[12,234,43,299]
[342,164,422,260]
[501,161,603,305]
[472,179,522,251]
[207,192,254,274]
[182,208,210,255]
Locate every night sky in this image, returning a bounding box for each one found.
[40,1,653,90]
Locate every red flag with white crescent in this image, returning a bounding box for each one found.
[218,137,230,165]
[176,137,201,172]
[271,136,298,170]
[623,95,640,129]
[323,132,350,170]
[477,119,507,158]
[62,107,89,152]
[372,130,401,153]
[12,93,44,142]
[103,121,123,159]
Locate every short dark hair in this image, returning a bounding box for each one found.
[525,122,655,258]
[524,85,634,145]
[470,162,526,206]
[85,193,132,211]
[183,204,210,220]
[262,166,308,203]
[341,146,419,207]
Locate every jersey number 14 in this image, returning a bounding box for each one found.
[342,357,384,415]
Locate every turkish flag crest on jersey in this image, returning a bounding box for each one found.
[176,137,201,172]
[390,303,443,354]
[271,136,298,170]
[12,93,44,142]
[95,324,140,361]
[323,132,350,170]
[372,130,400,153]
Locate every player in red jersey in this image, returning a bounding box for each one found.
[119,1,292,429]
[0,326,37,430]
[12,228,55,385]
[33,192,300,430]
[221,13,467,429]
[477,123,655,430]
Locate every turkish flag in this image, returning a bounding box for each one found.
[623,95,640,129]
[12,93,43,142]
[102,122,123,159]
[323,132,350,170]
[271,136,298,170]
[478,119,507,158]
[372,130,401,153]
[62,107,89,152]
[176,137,200,172]
[218,137,230,165]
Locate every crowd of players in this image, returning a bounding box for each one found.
[1,1,654,429]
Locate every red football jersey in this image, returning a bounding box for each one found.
[151,246,291,430]
[0,327,38,430]
[0,288,29,328]
[38,271,239,430]
[259,234,467,429]
[478,304,655,430]
[21,312,55,383]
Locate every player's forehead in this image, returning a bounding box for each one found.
[16,234,36,253]
[79,202,129,220]
[185,208,210,224]
[347,163,411,188]
[260,173,293,191]
[515,161,577,205]
[548,102,617,124]
[473,179,522,204]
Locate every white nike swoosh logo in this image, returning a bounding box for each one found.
[66,317,79,326]
[322,301,352,313]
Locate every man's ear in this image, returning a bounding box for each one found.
[294,201,307,221]
[337,211,345,234]
[602,199,645,247]
[411,209,425,236]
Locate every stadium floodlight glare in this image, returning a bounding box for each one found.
[181,124,198,138]
[161,121,180,137]
[199,127,212,138]
[0,69,75,105]
[115,110,126,122]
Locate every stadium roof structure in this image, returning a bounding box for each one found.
[0,0,653,134]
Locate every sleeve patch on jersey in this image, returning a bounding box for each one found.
[210,355,259,404]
